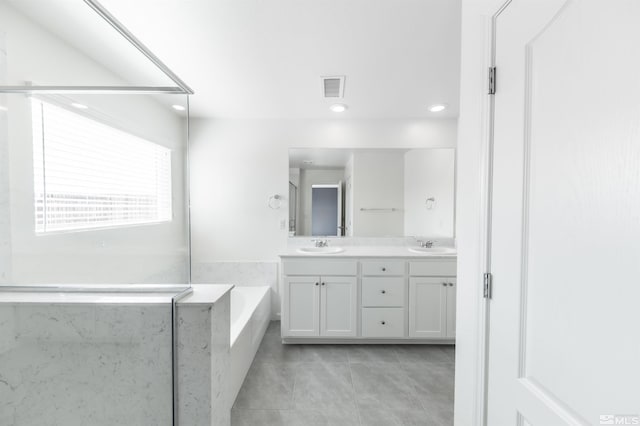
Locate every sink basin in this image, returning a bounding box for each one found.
[408,247,457,255]
[297,247,345,254]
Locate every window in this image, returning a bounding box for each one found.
[32,99,172,233]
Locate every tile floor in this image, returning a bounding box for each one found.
[231,321,455,426]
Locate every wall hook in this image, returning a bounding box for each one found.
[268,194,283,209]
[426,197,436,210]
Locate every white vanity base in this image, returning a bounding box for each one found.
[280,253,458,343]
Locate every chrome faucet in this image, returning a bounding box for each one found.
[312,239,329,248]
[417,240,435,248]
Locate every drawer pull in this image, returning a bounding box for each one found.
[381,321,386,325]
[382,267,386,272]
[381,290,386,294]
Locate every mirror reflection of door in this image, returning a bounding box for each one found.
[288,182,297,234]
[311,183,344,236]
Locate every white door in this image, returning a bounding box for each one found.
[446,278,456,338]
[345,176,353,236]
[487,1,640,425]
[283,276,319,337]
[408,277,447,338]
[320,276,357,337]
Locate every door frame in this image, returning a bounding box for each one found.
[478,2,514,425]
[455,0,513,425]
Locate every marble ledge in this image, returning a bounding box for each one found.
[0,284,234,305]
[177,284,234,306]
[280,245,457,259]
[0,291,177,305]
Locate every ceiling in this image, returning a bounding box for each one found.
[15,0,462,119]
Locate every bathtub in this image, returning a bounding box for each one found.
[229,286,271,405]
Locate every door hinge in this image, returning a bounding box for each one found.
[488,67,497,95]
[483,272,493,299]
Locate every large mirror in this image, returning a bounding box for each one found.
[288,148,455,238]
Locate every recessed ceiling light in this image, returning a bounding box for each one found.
[330,104,347,113]
[429,104,447,113]
[71,102,88,109]
[172,104,186,111]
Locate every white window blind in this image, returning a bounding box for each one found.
[32,99,172,233]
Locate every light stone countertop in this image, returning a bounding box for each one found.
[0,284,234,305]
[177,284,234,305]
[280,245,457,259]
[0,284,191,304]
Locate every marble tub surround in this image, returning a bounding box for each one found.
[192,262,279,318]
[0,284,236,426]
[177,284,234,426]
[0,301,173,426]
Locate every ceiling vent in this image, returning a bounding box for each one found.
[321,75,345,98]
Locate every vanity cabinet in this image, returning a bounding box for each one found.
[360,260,406,338]
[408,260,456,338]
[281,256,456,342]
[282,260,358,337]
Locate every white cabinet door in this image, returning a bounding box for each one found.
[320,276,357,337]
[409,277,447,338]
[446,279,456,338]
[283,276,319,337]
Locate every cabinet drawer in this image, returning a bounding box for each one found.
[361,260,405,276]
[361,308,405,338]
[283,260,357,276]
[362,277,405,307]
[409,260,457,277]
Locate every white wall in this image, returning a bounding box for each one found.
[189,118,457,263]
[351,151,404,237]
[0,4,188,284]
[298,168,345,236]
[455,0,505,425]
[404,148,455,238]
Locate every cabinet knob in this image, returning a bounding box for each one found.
[315,282,319,286]
[381,321,386,325]
[449,283,454,287]
[381,290,386,294]
[442,282,447,287]
[382,267,386,272]
[321,282,325,286]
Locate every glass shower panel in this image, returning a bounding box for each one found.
[3,92,189,285]
[0,0,192,424]
[0,0,178,87]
